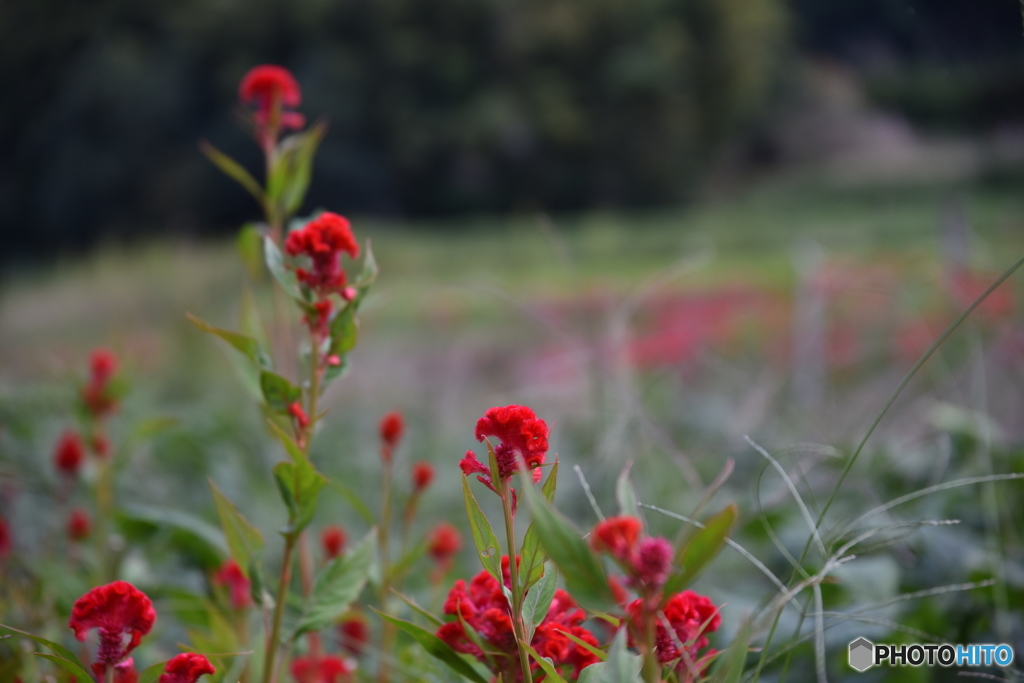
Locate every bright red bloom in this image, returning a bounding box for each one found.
[0,517,10,558]
[321,525,347,559]
[214,559,252,609]
[285,213,359,295]
[379,411,404,449]
[238,65,305,141]
[411,462,435,492]
[91,349,118,385]
[54,430,85,476]
[157,653,215,683]
[338,613,369,656]
[627,591,720,667]
[634,536,673,590]
[590,516,642,561]
[290,654,354,683]
[437,564,599,681]
[82,349,119,417]
[427,523,462,563]
[68,509,91,541]
[69,581,156,678]
[474,405,549,476]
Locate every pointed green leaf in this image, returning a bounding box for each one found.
[560,629,607,662]
[187,314,271,370]
[709,621,752,683]
[523,643,570,683]
[665,503,738,595]
[521,563,557,642]
[522,478,614,611]
[264,235,302,299]
[138,659,169,683]
[391,588,443,626]
[294,530,376,635]
[117,503,227,569]
[0,625,91,677]
[520,460,558,591]
[616,463,640,520]
[577,630,641,683]
[200,141,264,204]
[266,123,326,216]
[267,420,326,532]
[208,480,264,578]
[354,239,378,290]
[34,653,94,681]
[329,304,358,357]
[237,223,266,280]
[462,475,502,581]
[259,370,301,413]
[375,613,489,683]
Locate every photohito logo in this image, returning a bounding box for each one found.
[849,638,1014,671]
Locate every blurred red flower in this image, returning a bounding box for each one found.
[68,509,91,541]
[238,65,305,140]
[285,213,359,295]
[321,525,347,560]
[338,613,369,656]
[214,559,252,609]
[412,462,434,492]
[290,654,354,683]
[627,590,720,667]
[379,411,404,450]
[590,516,642,561]
[427,523,462,564]
[157,653,215,683]
[54,430,85,476]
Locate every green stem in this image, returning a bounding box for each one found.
[263,533,297,683]
[377,455,395,683]
[500,481,534,683]
[641,613,659,683]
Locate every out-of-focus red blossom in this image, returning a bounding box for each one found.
[338,613,369,656]
[288,402,310,430]
[321,525,347,559]
[411,462,435,492]
[68,509,91,541]
[69,581,156,678]
[82,349,119,418]
[157,653,215,683]
[113,658,139,683]
[437,563,599,681]
[290,654,354,683]
[379,411,404,450]
[946,268,1015,320]
[0,517,10,558]
[54,430,85,476]
[285,213,359,295]
[634,537,673,589]
[91,433,112,458]
[627,591,720,668]
[427,523,462,563]
[238,65,305,140]
[214,560,252,609]
[590,516,642,561]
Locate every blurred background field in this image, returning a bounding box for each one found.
[3,0,1024,680]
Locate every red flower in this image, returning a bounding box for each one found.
[91,349,118,385]
[82,349,119,418]
[437,564,599,681]
[627,590,720,667]
[290,654,354,683]
[238,65,305,144]
[91,433,112,458]
[69,581,156,678]
[338,613,369,656]
[288,402,310,430]
[0,517,10,558]
[214,560,252,609]
[68,509,91,541]
[157,653,215,683]
[321,525,347,559]
[474,405,549,475]
[634,536,673,590]
[285,213,359,295]
[379,411,404,450]
[411,462,434,492]
[590,516,642,561]
[427,523,462,563]
[54,430,85,476]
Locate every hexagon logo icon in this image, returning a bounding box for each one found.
[849,638,874,672]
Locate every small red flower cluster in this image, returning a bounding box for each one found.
[411,461,434,492]
[338,613,369,656]
[591,516,673,592]
[321,525,347,559]
[54,430,85,477]
[627,591,720,670]
[460,405,549,502]
[437,561,599,681]
[290,654,355,683]
[82,348,119,418]
[239,65,305,149]
[214,559,252,609]
[285,213,360,295]
[379,410,404,462]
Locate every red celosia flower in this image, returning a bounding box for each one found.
[290,654,354,683]
[634,536,673,590]
[306,299,334,338]
[338,613,369,656]
[238,65,305,146]
[437,563,599,681]
[411,462,435,492]
[590,516,642,561]
[69,509,92,541]
[427,523,462,563]
[321,525,347,559]
[0,517,10,559]
[627,590,720,667]
[112,658,139,683]
[91,349,118,385]
[157,653,216,683]
[379,411,404,450]
[82,349,119,418]
[214,559,252,609]
[474,405,549,475]
[92,433,112,458]
[69,581,157,678]
[285,213,359,295]
[54,430,85,476]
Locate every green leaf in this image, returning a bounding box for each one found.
[267,420,327,533]
[354,239,379,290]
[266,123,327,216]
[329,304,358,357]
[118,503,227,569]
[522,478,614,612]
[462,475,502,581]
[0,624,92,677]
[521,563,557,642]
[520,460,558,591]
[264,235,302,299]
[237,223,266,280]
[665,503,738,595]
[329,480,375,525]
[616,462,640,520]
[294,530,376,635]
[391,589,443,626]
[577,630,641,683]
[375,613,489,683]
[560,629,607,662]
[200,140,264,204]
[260,370,301,413]
[523,643,570,683]
[187,314,272,370]
[248,558,268,608]
[208,480,264,577]
[34,653,94,681]
[138,659,168,683]
[709,621,752,683]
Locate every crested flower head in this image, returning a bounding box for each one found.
[285,213,359,295]
[238,65,305,143]
[474,405,549,474]
[589,516,642,561]
[54,430,85,476]
[157,653,215,683]
[69,581,156,677]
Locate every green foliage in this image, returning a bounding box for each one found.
[376,613,490,683]
[259,371,301,414]
[294,530,376,635]
[665,502,737,594]
[187,313,272,370]
[462,474,503,581]
[209,479,264,577]
[269,422,327,534]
